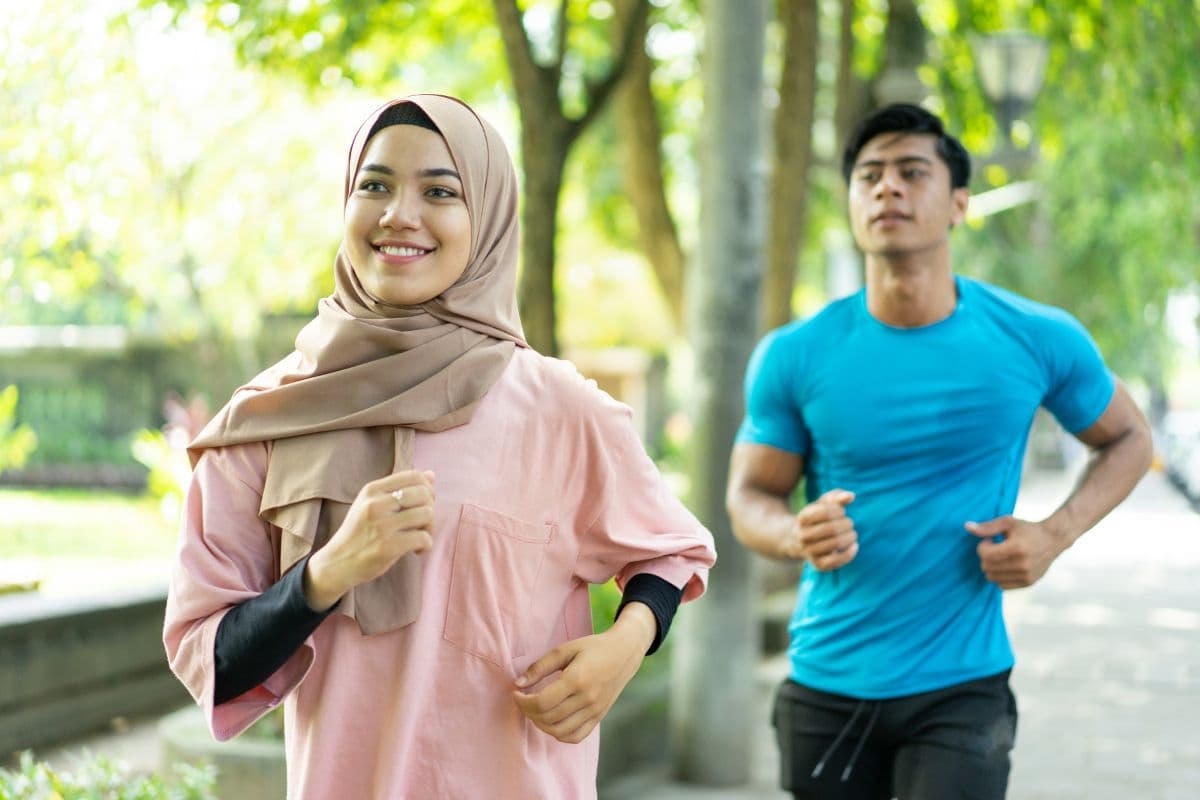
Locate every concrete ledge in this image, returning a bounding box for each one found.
[159,707,285,800]
[0,586,189,755]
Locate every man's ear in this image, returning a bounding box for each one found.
[948,186,969,229]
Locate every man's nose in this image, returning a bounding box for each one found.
[872,168,903,198]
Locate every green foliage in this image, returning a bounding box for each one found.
[155,0,504,96]
[1,1,350,339]
[13,380,140,468]
[0,751,216,800]
[589,578,623,634]
[0,386,37,474]
[130,429,191,525]
[922,0,1200,388]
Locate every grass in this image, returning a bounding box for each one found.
[0,487,178,596]
[0,487,177,560]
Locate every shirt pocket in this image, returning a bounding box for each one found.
[442,504,556,670]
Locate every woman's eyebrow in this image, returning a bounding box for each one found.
[359,163,394,175]
[358,164,462,183]
[419,167,462,182]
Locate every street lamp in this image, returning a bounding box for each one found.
[972,31,1048,145]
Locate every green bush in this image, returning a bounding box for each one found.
[130,429,190,525]
[0,751,216,800]
[0,385,37,474]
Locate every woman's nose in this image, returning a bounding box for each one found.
[380,193,420,228]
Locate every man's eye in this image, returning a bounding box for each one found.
[858,172,878,183]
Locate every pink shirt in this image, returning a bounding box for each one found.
[164,348,715,799]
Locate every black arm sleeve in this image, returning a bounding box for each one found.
[213,554,335,705]
[615,572,684,656]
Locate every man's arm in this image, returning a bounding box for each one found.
[726,443,858,569]
[1044,381,1153,542]
[969,381,1152,587]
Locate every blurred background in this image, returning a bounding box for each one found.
[1,0,1197,796]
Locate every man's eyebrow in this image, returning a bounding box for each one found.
[855,155,934,170]
[358,164,462,182]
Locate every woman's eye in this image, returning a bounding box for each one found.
[358,179,387,193]
[427,186,457,199]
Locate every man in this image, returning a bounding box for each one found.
[726,103,1152,799]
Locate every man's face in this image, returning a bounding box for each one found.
[847,132,968,259]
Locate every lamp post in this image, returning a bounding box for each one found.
[972,31,1048,146]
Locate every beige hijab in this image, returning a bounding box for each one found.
[189,94,526,634]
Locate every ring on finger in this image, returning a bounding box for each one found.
[391,488,405,511]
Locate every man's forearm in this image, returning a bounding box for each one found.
[1043,425,1153,547]
[727,488,797,561]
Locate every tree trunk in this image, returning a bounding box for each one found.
[762,0,818,332]
[874,0,928,104]
[517,120,570,354]
[834,0,870,161]
[672,0,767,785]
[491,0,649,355]
[614,0,686,330]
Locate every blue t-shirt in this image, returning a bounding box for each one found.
[737,275,1115,698]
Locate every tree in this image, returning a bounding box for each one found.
[762,0,819,332]
[611,0,687,329]
[671,0,767,784]
[1,1,346,341]
[153,0,652,355]
[491,0,650,354]
[924,0,1200,393]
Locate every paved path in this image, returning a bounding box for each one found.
[1004,467,1200,800]
[29,469,1199,799]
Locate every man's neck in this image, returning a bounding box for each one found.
[864,250,957,328]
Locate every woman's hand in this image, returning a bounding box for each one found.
[303,470,435,612]
[511,602,655,743]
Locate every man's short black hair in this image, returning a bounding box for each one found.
[841,103,971,189]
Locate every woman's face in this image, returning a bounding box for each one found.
[344,124,472,306]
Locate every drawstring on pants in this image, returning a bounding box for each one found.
[811,699,883,782]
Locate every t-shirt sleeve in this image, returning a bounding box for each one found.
[1039,311,1116,434]
[571,385,715,604]
[163,443,319,741]
[735,328,810,454]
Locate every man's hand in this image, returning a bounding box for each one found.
[966,516,1070,589]
[788,489,858,570]
[512,604,654,743]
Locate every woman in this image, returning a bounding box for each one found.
[163,93,715,799]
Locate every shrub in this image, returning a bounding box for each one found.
[0,385,37,474]
[0,751,216,800]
